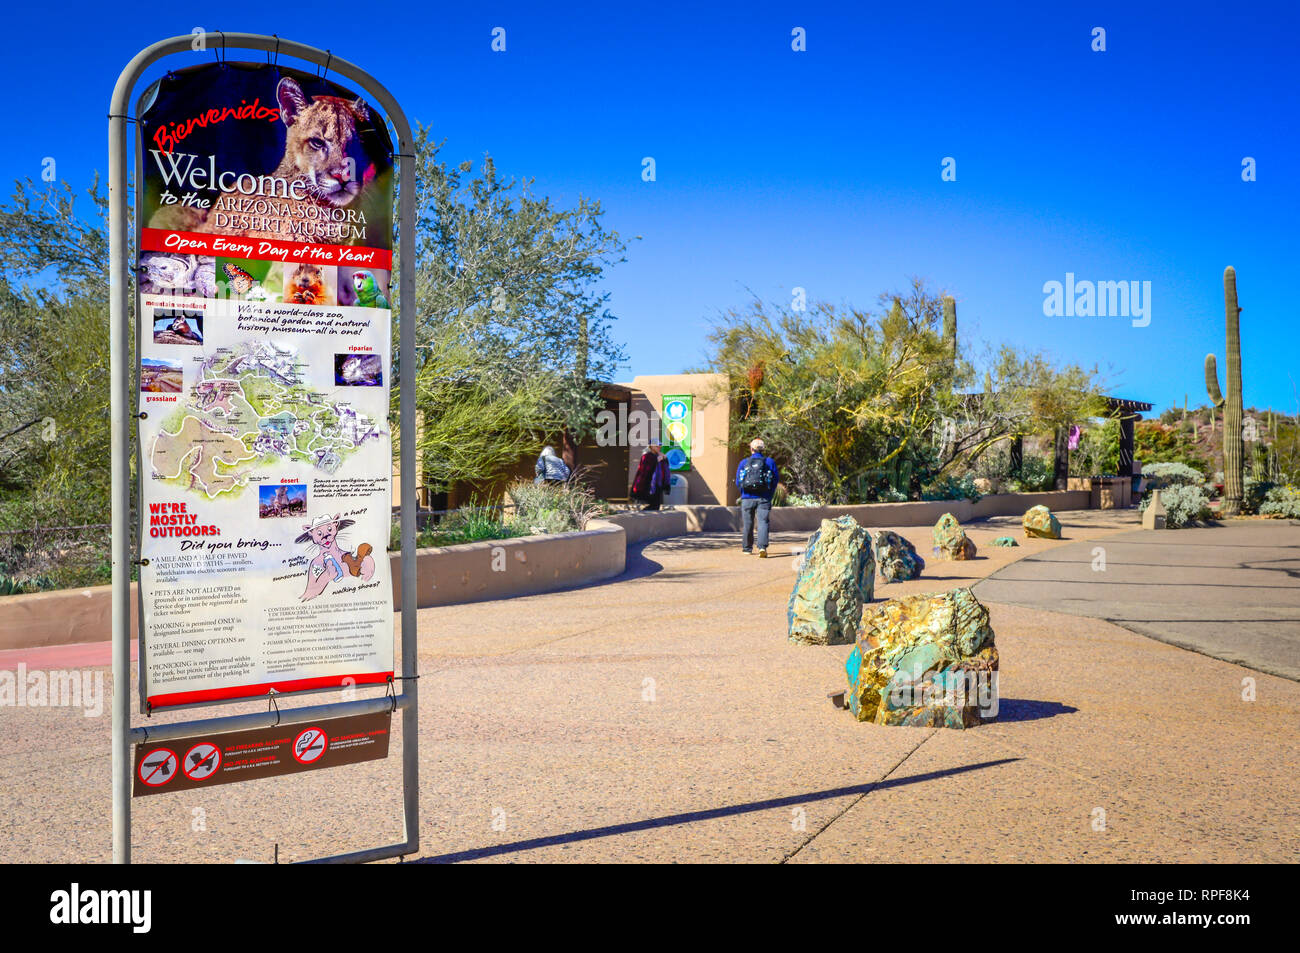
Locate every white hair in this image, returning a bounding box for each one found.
[541,446,556,457]
[750,438,765,451]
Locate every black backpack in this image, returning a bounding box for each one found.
[740,456,773,493]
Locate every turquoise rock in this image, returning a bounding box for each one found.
[874,530,925,582]
[788,516,875,645]
[990,536,1019,547]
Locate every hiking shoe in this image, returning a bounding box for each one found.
[758,548,768,558]
[741,549,753,555]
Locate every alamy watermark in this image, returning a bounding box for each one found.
[1042,273,1151,327]
[0,665,104,717]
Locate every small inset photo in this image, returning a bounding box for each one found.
[151,307,204,345]
[139,252,216,299]
[338,267,391,309]
[259,483,307,519]
[284,263,336,306]
[334,353,383,387]
[216,257,283,302]
[140,358,184,393]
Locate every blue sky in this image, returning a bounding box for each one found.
[5,1,1297,416]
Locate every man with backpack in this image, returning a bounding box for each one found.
[736,438,779,557]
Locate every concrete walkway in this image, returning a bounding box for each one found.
[973,520,1300,681]
[2,510,1297,863]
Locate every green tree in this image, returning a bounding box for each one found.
[407,131,630,483]
[0,177,119,526]
[703,283,957,502]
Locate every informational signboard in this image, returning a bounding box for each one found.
[661,395,692,471]
[134,62,396,711]
[132,710,392,797]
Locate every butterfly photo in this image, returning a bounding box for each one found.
[216,257,283,302]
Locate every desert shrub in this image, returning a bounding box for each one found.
[921,473,982,503]
[1006,455,1055,493]
[1242,478,1276,515]
[1259,485,1300,519]
[504,478,601,535]
[1142,462,1204,489]
[392,505,522,550]
[1140,484,1212,528]
[774,486,823,507]
[0,574,57,597]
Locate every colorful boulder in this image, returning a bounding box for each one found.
[989,536,1019,547]
[1022,504,1062,539]
[787,516,875,646]
[844,587,999,728]
[931,512,977,560]
[874,530,924,582]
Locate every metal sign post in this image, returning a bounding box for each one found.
[109,32,419,863]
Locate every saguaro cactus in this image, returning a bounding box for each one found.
[942,295,957,358]
[1205,266,1244,516]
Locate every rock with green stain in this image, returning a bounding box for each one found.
[1022,505,1062,539]
[989,536,1019,547]
[931,512,976,560]
[844,587,998,728]
[788,516,875,646]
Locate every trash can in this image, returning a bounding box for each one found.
[664,473,688,506]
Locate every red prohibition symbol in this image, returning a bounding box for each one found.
[292,726,328,764]
[182,742,222,781]
[138,748,178,787]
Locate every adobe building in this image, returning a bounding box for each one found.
[621,373,740,505]
[393,371,744,509]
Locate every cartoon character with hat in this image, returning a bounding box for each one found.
[297,513,375,601]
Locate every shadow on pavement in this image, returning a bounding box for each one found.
[414,757,1021,863]
[994,699,1078,722]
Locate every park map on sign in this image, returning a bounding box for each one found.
[150,341,384,499]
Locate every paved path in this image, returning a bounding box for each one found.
[973,520,1300,681]
[2,510,1297,863]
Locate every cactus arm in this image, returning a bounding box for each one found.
[1205,354,1225,407]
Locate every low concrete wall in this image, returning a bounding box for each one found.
[0,584,139,652]
[391,519,626,610]
[0,492,1093,650]
[604,510,690,545]
[658,491,1094,537]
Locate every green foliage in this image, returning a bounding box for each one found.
[0,574,57,597]
[1259,485,1300,519]
[1005,454,1055,492]
[773,486,824,507]
[391,505,523,551]
[1134,421,1210,473]
[1072,419,1120,476]
[0,177,118,525]
[391,479,603,550]
[504,478,601,535]
[1242,477,1275,515]
[1142,461,1205,488]
[702,281,964,503]
[921,473,983,502]
[409,131,630,484]
[1140,484,1212,528]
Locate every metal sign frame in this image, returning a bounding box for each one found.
[109,32,419,864]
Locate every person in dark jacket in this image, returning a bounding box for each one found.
[535,446,571,485]
[735,438,779,556]
[631,445,669,510]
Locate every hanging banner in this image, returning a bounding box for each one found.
[135,62,396,711]
[661,395,692,471]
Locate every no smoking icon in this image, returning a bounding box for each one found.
[182,742,222,781]
[293,727,328,764]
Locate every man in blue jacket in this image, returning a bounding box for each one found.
[736,438,779,556]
